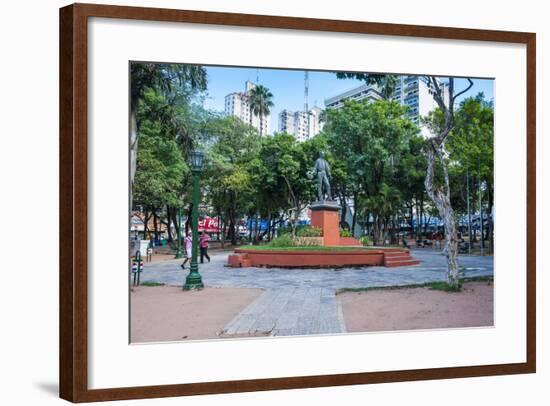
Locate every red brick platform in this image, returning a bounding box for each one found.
[228,247,420,268]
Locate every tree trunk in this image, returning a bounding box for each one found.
[254,211,260,243]
[184,204,193,238]
[409,204,414,238]
[153,210,159,242]
[339,190,348,229]
[129,106,138,208]
[425,146,459,287]
[230,193,238,246]
[170,208,181,250]
[165,206,173,244]
[419,196,424,239]
[221,216,227,248]
[487,184,494,254]
[351,191,358,236]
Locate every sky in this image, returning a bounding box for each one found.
[200,65,494,134]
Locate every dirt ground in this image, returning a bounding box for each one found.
[338,281,494,332]
[131,286,263,343]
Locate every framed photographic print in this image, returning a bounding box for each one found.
[59,3,536,402]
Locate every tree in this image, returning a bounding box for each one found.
[323,99,418,244]
[362,184,402,244]
[132,90,188,243]
[130,63,207,205]
[248,85,274,136]
[204,116,261,245]
[393,134,427,239]
[447,93,494,252]
[335,73,399,100]
[422,77,474,288]
[257,133,318,236]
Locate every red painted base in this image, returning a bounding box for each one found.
[310,209,340,246]
[228,247,420,268]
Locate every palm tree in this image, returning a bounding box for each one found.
[248,85,274,136]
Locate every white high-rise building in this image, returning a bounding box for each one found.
[324,84,383,109]
[225,81,271,136]
[277,107,323,142]
[278,109,295,134]
[324,76,448,137]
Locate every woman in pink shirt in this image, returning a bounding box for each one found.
[199,232,211,263]
[180,234,193,270]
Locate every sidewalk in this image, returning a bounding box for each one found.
[135,249,493,338]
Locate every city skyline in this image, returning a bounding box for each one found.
[202,65,494,135]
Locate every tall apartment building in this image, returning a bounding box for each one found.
[224,81,271,136]
[324,76,447,137]
[277,106,323,142]
[278,109,295,134]
[324,84,383,109]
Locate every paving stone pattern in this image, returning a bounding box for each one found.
[140,249,493,338]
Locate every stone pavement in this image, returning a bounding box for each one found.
[139,249,493,337]
[220,287,345,337]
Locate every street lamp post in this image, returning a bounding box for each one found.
[183,150,205,290]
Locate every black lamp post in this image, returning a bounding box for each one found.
[183,150,205,290]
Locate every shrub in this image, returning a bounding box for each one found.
[296,225,323,237]
[268,234,295,247]
[339,229,352,237]
[359,236,371,246]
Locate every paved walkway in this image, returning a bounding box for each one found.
[220,287,345,337]
[140,249,493,337]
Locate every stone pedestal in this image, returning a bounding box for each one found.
[310,201,341,246]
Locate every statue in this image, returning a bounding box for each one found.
[311,151,332,201]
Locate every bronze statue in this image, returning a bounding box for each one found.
[312,152,332,201]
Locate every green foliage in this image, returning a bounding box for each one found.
[427,281,462,292]
[296,225,323,237]
[422,93,494,217]
[256,132,319,234]
[245,245,369,251]
[140,282,166,287]
[323,99,419,243]
[130,62,207,110]
[131,64,494,261]
[359,236,371,246]
[249,85,274,136]
[202,115,262,243]
[268,234,295,247]
[133,90,188,209]
[336,276,492,294]
[339,229,352,237]
[335,72,399,100]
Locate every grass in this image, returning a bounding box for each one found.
[336,275,493,294]
[239,245,375,251]
[139,281,165,287]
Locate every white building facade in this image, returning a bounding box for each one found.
[324,75,447,137]
[278,109,295,134]
[277,106,323,142]
[225,81,271,136]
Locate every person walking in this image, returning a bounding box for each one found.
[199,232,211,264]
[180,233,192,270]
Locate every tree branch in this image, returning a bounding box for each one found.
[452,78,474,103]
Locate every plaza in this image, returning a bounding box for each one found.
[131,249,493,342]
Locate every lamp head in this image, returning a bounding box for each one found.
[190,150,204,172]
